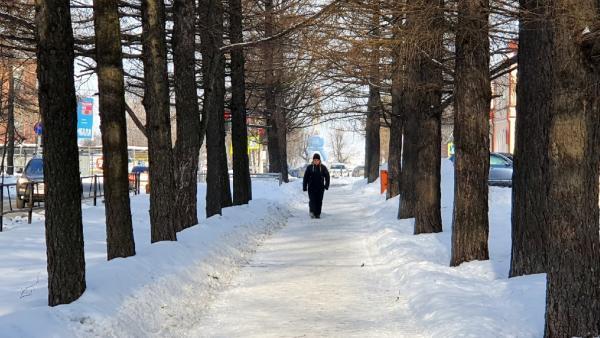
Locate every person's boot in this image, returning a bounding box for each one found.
[310,212,315,219]
[315,214,320,219]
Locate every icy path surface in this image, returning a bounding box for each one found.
[191,184,423,338]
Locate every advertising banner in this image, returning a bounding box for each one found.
[77,97,94,139]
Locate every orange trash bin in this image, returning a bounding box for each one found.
[380,170,388,194]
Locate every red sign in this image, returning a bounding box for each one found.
[224,110,232,121]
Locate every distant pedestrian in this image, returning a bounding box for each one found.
[303,153,330,219]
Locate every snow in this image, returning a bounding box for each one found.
[0,180,295,337]
[0,161,546,337]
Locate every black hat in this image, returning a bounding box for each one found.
[313,153,321,160]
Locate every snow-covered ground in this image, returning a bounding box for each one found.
[0,161,546,337]
[0,179,296,337]
[188,162,545,337]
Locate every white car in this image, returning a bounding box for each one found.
[329,163,350,177]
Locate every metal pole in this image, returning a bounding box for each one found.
[27,183,33,224]
[93,175,97,206]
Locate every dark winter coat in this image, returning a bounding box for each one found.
[303,164,330,192]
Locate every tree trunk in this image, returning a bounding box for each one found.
[93,0,136,258]
[450,0,490,266]
[6,66,15,176]
[544,1,600,336]
[34,0,86,305]
[229,0,252,205]
[413,0,442,234]
[397,1,419,219]
[509,0,551,277]
[141,0,177,242]
[365,86,381,184]
[365,1,381,184]
[201,0,231,216]
[264,0,283,178]
[172,0,201,231]
[387,43,402,199]
[398,81,417,219]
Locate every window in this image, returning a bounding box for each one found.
[490,154,508,167]
[25,159,43,176]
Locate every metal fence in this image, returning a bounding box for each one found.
[197,172,283,185]
[0,174,144,232]
[0,172,274,232]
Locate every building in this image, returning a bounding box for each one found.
[0,59,40,145]
[490,42,517,154]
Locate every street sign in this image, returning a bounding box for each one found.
[34,122,43,135]
[77,98,94,139]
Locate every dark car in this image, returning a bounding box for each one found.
[498,152,513,162]
[16,158,44,208]
[489,152,513,186]
[449,152,513,187]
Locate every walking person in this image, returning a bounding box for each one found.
[303,153,330,219]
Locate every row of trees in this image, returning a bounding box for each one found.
[3,0,335,306]
[349,0,599,336]
[3,0,600,335]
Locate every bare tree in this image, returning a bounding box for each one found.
[543,1,600,336]
[450,0,491,266]
[93,0,136,259]
[35,0,86,305]
[141,0,177,242]
[172,0,202,230]
[329,129,350,163]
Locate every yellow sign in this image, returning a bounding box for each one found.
[248,136,260,151]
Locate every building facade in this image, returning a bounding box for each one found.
[490,42,517,154]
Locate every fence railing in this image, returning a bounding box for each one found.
[197,172,283,185]
[0,171,274,232]
[0,173,144,232]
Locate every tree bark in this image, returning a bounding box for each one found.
[413,0,442,234]
[264,0,283,179]
[509,0,551,277]
[544,1,600,336]
[201,0,231,217]
[398,2,419,220]
[365,0,381,184]
[141,0,177,242]
[398,75,418,219]
[450,0,490,266]
[172,0,201,231]
[365,86,381,183]
[387,43,402,199]
[34,0,86,305]
[93,0,136,259]
[229,0,252,205]
[6,66,15,176]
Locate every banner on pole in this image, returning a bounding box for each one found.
[77,98,94,139]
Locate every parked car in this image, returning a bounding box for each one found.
[330,163,350,177]
[352,165,365,177]
[16,157,44,208]
[498,152,513,161]
[448,152,513,187]
[129,166,149,191]
[489,152,513,186]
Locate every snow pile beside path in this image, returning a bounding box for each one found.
[0,180,293,337]
[363,160,546,337]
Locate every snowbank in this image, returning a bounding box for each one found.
[354,159,546,337]
[0,180,296,337]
